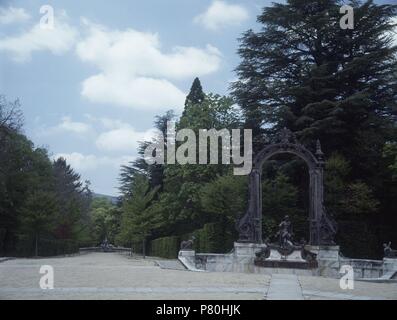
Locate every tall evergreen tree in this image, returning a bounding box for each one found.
[52,158,88,239]
[18,191,58,256]
[232,0,396,156]
[231,0,396,256]
[185,77,205,106]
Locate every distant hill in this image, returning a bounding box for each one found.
[92,193,119,205]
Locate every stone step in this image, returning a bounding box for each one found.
[265,274,304,300]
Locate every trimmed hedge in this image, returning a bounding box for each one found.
[15,237,79,257]
[191,223,234,253]
[0,228,6,255]
[337,221,378,259]
[148,222,235,258]
[150,236,180,259]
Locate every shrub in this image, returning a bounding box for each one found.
[150,236,180,258]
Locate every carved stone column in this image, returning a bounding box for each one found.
[252,168,262,243]
[236,168,262,243]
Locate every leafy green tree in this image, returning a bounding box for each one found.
[160,93,242,234]
[325,153,379,219]
[52,158,91,240]
[0,131,54,254]
[340,182,379,217]
[90,197,120,244]
[0,96,91,256]
[324,153,380,257]
[118,174,160,257]
[200,175,247,240]
[119,110,176,198]
[18,191,57,256]
[0,97,25,253]
[383,142,397,181]
[262,173,305,240]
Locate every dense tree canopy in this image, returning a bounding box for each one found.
[1,0,396,259]
[0,97,93,256]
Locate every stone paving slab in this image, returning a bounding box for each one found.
[155,260,187,271]
[1,253,396,300]
[0,253,269,300]
[0,286,265,294]
[302,290,384,300]
[265,274,303,300]
[298,275,397,299]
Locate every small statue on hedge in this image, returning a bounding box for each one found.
[180,236,195,250]
[383,242,397,258]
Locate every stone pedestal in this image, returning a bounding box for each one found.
[232,242,317,275]
[255,248,318,269]
[179,249,195,258]
[383,258,397,274]
[234,242,267,257]
[232,242,267,273]
[306,245,340,277]
[178,250,199,271]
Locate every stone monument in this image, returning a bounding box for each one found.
[254,216,318,269]
[383,242,397,258]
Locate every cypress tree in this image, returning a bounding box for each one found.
[185,77,205,106]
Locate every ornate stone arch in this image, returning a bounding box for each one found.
[236,128,337,246]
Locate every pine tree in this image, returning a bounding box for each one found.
[52,158,86,239]
[185,77,205,106]
[232,0,396,156]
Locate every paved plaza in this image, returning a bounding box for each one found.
[0,252,396,300]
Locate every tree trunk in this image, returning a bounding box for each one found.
[142,238,146,259]
[35,233,38,257]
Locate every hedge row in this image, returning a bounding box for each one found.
[148,222,235,259]
[191,223,229,253]
[15,237,79,257]
[150,236,180,259]
[0,228,6,256]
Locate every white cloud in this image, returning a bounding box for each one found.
[35,116,92,137]
[58,116,91,134]
[53,152,135,171]
[0,6,30,25]
[81,74,186,111]
[76,21,222,111]
[194,1,249,31]
[84,114,127,130]
[0,12,78,62]
[99,118,127,130]
[96,122,158,152]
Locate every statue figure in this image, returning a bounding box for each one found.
[180,236,196,250]
[383,242,397,258]
[276,215,294,248]
[101,237,110,252]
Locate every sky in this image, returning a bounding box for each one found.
[0,0,395,196]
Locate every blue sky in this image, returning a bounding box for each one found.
[0,0,395,195]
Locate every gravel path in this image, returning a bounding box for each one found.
[0,253,268,300]
[0,252,396,300]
